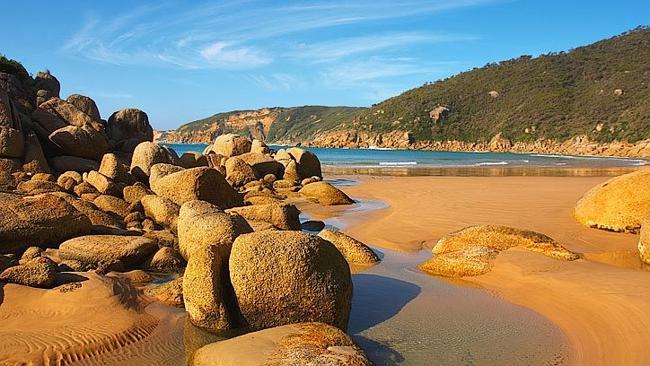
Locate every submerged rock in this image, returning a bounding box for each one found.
[419,225,579,277]
[192,322,371,366]
[574,168,650,233]
[229,231,352,330]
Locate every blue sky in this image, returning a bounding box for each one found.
[2,0,648,130]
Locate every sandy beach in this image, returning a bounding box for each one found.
[330,175,650,365]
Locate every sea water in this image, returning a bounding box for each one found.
[163,143,647,169]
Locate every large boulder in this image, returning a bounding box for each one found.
[141,194,180,229]
[93,195,130,217]
[58,235,158,269]
[226,203,301,230]
[318,229,380,265]
[574,169,650,233]
[237,152,283,177]
[149,163,184,186]
[0,193,92,253]
[151,167,241,208]
[106,108,154,152]
[192,322,371,366]
[66,94,101,122]
[130,142,176,181]
[48,124,109,160]
[0,257,58,288]
[147,247,184,272]
[22,133,51,174]
[230,231,352,330]
[419,225,579,277]
[183,244,237,332]
[210,133,251,158]
[179,152,209,168]
[177,200,252,260]
[37,98,98,127]
[299,182,354,206]
[287,147,322,179]
[224,157,257,186]
[50,155,98,173]
[250,138,269,154]
[85,170,119,196]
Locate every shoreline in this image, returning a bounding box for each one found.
[331,174,650,364]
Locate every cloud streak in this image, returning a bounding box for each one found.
[62,0,490,69]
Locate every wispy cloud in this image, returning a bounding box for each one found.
[62,0,492,69]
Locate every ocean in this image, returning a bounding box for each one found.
[162,143,647,169]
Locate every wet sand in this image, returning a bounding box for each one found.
[331,175,650,365]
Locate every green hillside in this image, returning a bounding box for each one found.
[352,26,650,143]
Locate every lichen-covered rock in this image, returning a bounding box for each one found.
[141,194,180,229]
[0,193,92,253]
[230,231,352,330]
[226,203,301,230]
[177,200,252,260]
[210,133,251,158]
[225,157,257,186]
[0,257,57,288]
[106,108,154,152]
[318,229,380,265]
[287,147,322,179]
[58,235,157,269]
[299,182,354,206]
[575,168,650,233]
[419,225,579,277]
[151,167,241,208]
[130,141,176,181]
[19,246,44,265]
[193,322,371,366]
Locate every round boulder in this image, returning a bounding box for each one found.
[210,133,251,158]
[106,108,154,151]
[575,169,650,233]
[299,182,354,206]
[318,228,380,265]
[151,167,241,208]
[229,231,352,330]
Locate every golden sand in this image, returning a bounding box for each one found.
[338,175,650,365]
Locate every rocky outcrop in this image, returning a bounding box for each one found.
[419,225,579,277]
[193,322,371,366]
[107,108,154,152]
[130,141,177,181]
[575,168,650,233]
[229,231,352,330]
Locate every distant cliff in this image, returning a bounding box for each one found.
[157,106,365,144]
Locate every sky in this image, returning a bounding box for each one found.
[2,0,649,130]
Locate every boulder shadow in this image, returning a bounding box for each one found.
[348,274,421,334]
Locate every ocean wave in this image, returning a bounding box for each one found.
[474,161,509,166]
[378,161,418,166]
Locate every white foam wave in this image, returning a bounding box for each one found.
[378,161,418,166]
[474,161,508,166]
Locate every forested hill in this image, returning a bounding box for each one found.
[348,26,650,144]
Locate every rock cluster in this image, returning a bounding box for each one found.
[0,66,371,363]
